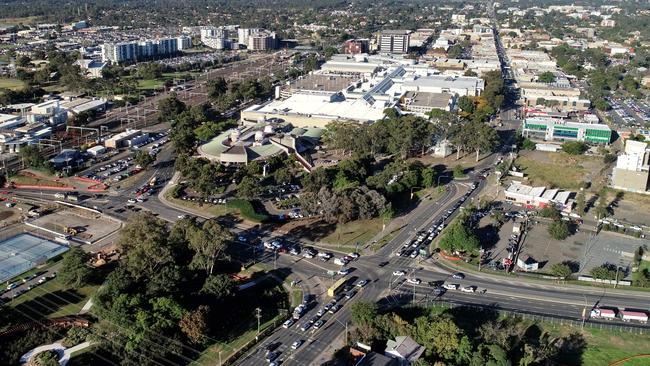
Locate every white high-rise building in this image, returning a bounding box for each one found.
[177,35,192,50]
[379,30,410,54]
[238,28,259,45]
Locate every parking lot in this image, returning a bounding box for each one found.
[607,97,650,128]
[79,132,169,186]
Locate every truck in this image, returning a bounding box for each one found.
[620,310,649,324]
[149,176,157,187]
[292,304,306,320]
[590,308,617,320]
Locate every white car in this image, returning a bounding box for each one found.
[406,278,421,285]
[338,268,350,276]
[443,283,459,290]
[356,280,368,287]
[291,340,303,349]
[282,319,294,328]
[127,198,136,204]
[461,286,476,293]
[392,270,406,276]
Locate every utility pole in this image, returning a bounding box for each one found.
[255,307,262,341]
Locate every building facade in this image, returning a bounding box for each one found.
[611,140,650,193]
[379,30,410,54]
[343,39,369,54]
[522,117,612,144]
[101,37,179,63]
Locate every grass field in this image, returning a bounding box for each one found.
[514,152,598,190]
[322,218,383,248]
[0,16,40,26]
[548,326,650,366]
[8,277,99,320]
[9,174,68,187]
[0,77,26,91]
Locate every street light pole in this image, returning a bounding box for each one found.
[255,307,262,341]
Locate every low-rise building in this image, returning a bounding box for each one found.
[522,117,611,144]
[504,183,573,211]
[384,336,425,365]
[611,140,650,194]
[104,129,142,149]
[74,59,106,78]
[400,91,456,115]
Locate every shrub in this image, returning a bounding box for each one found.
[561,141,588,155]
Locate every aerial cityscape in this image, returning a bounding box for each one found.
[1,0,650,365]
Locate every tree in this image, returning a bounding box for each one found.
[158,93,186,122]
[59,246,91,287]
[548,219,570,240]
[453,165,465,178]
[412,316,462,361]
[561,141,588,155]
[590,264,622,281]
[16,55,31,67]
[521,138,536,150]
[467,121,499,161]
[18,145,46,169]
[188,219,232,276]
[439,215,480,254]
[236,176,260,199]
[539,204,561,220]
[458,96,475,114]
[350,301,379,343]
[635,269,650,288]
[201,274,236,298]
[179,305,210,345]
[537,71,556,83]
[274,167,292,185]
[595,188,609,219]
[134,150,155,168]
[550,263,572,279]
[208,77,228,99]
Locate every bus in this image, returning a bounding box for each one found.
[327,277,347,297]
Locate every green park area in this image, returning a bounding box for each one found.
[0,77,27,91]
[8,278,99,320]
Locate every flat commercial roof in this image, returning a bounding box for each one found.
[255,93,386,122]
[289,74,359,93]
[403,75,485,91]
[404,91,452,109]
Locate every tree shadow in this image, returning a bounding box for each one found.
[476,224,500,251]
[555,332,587,365]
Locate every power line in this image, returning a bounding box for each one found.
[13,285,181,366]
[18,282,275,365]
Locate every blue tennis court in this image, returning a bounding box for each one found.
[0,233,69,284]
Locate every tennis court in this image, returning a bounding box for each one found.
[0,233,68,283]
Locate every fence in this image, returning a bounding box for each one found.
[394,298,650,335]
